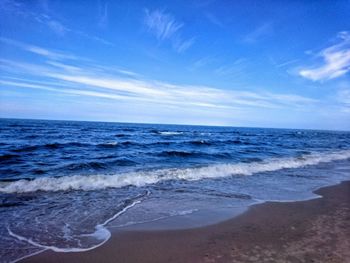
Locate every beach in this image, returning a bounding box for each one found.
[22,181,350,263]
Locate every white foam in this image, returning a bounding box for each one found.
[1,150,350,194]
[159,131,183,135]
[171,208,199,216]
[7,196,143,255]
[100,142,118,146]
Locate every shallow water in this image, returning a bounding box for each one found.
[0,119,350,262]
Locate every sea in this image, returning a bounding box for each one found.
[1,118,350,262]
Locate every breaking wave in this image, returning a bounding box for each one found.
[1,150,349,193]
[158,131,183,135]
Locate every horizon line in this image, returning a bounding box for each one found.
[1,117,349,133]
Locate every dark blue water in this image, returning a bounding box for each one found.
[1,119,350,262]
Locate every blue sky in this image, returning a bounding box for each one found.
[0,0,350,130]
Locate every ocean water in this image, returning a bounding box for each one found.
[0,118,350,262]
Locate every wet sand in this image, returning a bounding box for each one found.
[23,181,350,263]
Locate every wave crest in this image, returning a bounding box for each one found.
[1,150,349,193]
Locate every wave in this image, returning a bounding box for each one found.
[157,150,231,159]
[63,159,138,171]
[1,150,350,193]
[158,150,195,157]
[120,128,136,132]
[13,142,91,152]
[7,192,149,253]
[65,161,107,171]
[11,141,145,152]
[189,140,212,146]
[98,141,172,148]
[158,131,183,136]
[186,139,250,146]
[97,142,119,148]
[9,139,250,154]
[114,134,128,137]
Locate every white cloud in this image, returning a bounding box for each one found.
[98,2,109,29]
[37,14,114,46]
[274,59,299,68]
[204,12,224,28]
[0,38,322,123]
[173,37,195,53]
[74,30,114,46]
[336,89,350,112]
[299,31,350,81]
[34,14,70,37]
[214,59,247,77]
[47,74,169,98]
[144,9,194,53]
[0,1,113,46]
[144,9,183,40]
[0,80,129,101]
[47,20,69,36]
[191,56,213,69]
[0,37,81,61]
[0,49,318,112]
[243,22,273,44]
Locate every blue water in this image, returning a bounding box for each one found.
[1,118,350,262]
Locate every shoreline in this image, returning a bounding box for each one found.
[22,180,350,263]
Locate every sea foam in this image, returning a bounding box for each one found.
[1,150,350,193]
[7,194,146,255]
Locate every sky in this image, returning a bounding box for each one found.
[0,0,350,130]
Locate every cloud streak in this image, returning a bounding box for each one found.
[243,22,273,44]
[35,14,69,36]
[144,9,183,40]
[0,39,319,114]
[0,37,82,61]
[1,1,113,46]
[336,88,350,113]
[98,2,109,29]
[37,14,114,46]
[144,9,194,53]
[299,31,350,81]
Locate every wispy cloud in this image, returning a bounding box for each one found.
[214,58,248,77]
[189,56,216,71]
[97,2,109,29]
[37,13,114,46]
[74,30,114,46]
[336,88,350,113]
[35,14,69,36]
[144,9,183,40]
[0,39,318,113]
[204,12,224,28]
[0,38,140,80]
[173,37,196,53]
[274,59,300,68]
[243,22,273,44]
[0,37,82,61]
[144,9,194,53]
[0,80,128,101]
[1,0,113,46]
[299,31,350,81]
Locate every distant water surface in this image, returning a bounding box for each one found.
[0,119,349,262]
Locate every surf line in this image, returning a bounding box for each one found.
[7,191,150,256]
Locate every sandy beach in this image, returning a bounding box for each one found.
[22,181,350,263]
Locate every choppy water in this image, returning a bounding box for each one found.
[1,119,350,262]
